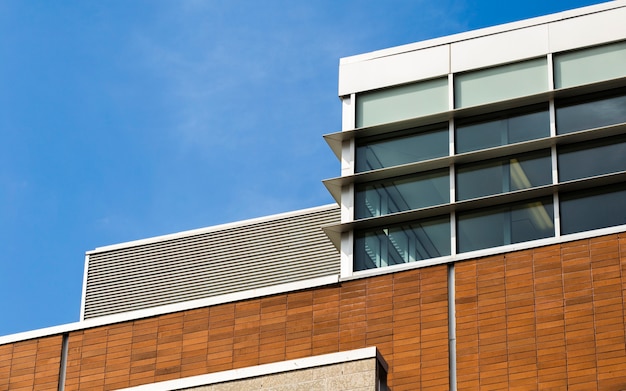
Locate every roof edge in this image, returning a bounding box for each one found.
[87,203,339,254]
[340,0,626,65]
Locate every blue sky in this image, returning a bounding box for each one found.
[0,0,607,336]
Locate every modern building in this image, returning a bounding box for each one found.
[2,1,626,390]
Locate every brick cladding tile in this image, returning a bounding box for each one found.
[3,233,626,390]
[455,233,626,391]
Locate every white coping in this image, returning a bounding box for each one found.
[87,203,339,254]
[340,0,625,65]
[118,346,387,391]
[0,274,339,345]
[338,0,626,95]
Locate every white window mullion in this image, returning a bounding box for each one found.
[547,53,555,91]
[450,211,457,257]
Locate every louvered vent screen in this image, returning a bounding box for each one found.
[83,206,340,319]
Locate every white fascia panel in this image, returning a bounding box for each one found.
[451,24,550,73]
[549,6,626,53]
[338,1,626,95]
[338,44,449,96]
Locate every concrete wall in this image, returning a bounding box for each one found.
[182,358,378,391]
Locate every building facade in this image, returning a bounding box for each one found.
[2,2,626,390]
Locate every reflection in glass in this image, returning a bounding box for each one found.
[454,57,548,108]
[356,170,449,219]
[559,136,626,182]
[456,107,549,153]
[560,184,626,235]
[354,217,450,271]
[356,125,448,172]
[556,92,626,134]
[456,151,551,201]
[457,199,554,253]
[554,41,626,89]
[356,78,449,128]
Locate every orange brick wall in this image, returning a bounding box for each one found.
[456,233,626,391]
[0,335,62,391]
[2,232,625,390]
[62,265,449,391]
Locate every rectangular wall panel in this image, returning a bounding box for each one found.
[338,44,449,96]
[451,24,549,73]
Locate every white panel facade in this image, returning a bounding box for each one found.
[450,24,549,73]
[338,1,626,97]
[338,44,449,96]
[548,5,626,53]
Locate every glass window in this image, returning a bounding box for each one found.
[455,106,549,153]
[356,124,448,172]
[554,41,626,89]
[356,78,449,128]
[560,183,626,235]
[454,58,548,108]
[356,170,449,219]
[354,217,450,271]
[456,150,552,201]
[556,90,626,134]
[558,135,626,182]
[457,199,554,253]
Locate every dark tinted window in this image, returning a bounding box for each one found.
[457,150,551,201]
[354,217,450,271]
[456,106,549,154]
[556,91,626,134]
[457,199,554,253]
[356,170,449,219]
[560,184,626,235]
[356,125,448,172]
[558,135,626,182]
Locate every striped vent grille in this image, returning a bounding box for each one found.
[83,206,340,319]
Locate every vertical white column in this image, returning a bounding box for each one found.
[448,73,455,111]
[547,53,555,91]
[340,231,354,278]
[341,94,356,132]
[548,64,561,237]
[448,93,457,256]
[340,94,356,225]
[340,140,355,224]
[340,94,356,278]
